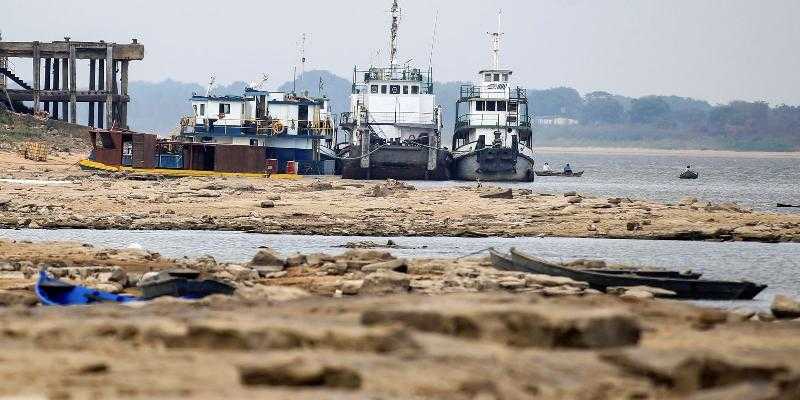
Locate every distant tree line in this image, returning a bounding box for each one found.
[529,87,800,144]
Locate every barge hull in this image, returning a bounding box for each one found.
[452,150,534,182]
[342,146,451,180]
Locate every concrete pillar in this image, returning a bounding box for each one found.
[88,60,95,127]
[52,59,60,118]
[97,59,104,129]
[120,60,128,129]
[32,41,40,112]
[60,57,68,121]
[68,45,77,124]
[105,45,113,129]
[43,58,51,114]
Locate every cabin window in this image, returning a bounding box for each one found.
[412,86,420,94]
[476,101,486,112]
[508,101,518,112]
[202,137,212,143]
[381,85,388,94]
[390,85,401,94]
[497,101,507,111]
[486,101,496,111]
[503,74,509,82]
[403,85,409,94]
[219,103,231,115]
[493,74,500,82]
[484,74,491,82]
[250,139,259,146]
[193,105,198,116]
[199,104,205,116]
[371,85,379,94]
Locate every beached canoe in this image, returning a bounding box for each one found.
[35,271,139,306]
[777,203,800,208]
[535,171,584,177]
[489,249,702,280]
[138,270,236,300]
[506,248,767,300]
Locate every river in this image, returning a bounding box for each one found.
[2,228,798,311]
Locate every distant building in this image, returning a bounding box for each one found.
[535,115,579,126]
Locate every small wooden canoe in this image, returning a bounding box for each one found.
[680,170,699,179]
[507,248,767,300]
[35,271,139,306]
[535,170,584,177]
[777,203,800,208]
[489,249,702,280]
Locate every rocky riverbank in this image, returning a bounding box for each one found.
[2,239,800,399]
[1,159,799,243]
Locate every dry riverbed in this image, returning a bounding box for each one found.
[1,155,799,242]
[1,239,800,399]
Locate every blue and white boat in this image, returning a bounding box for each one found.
[179,80,337,174]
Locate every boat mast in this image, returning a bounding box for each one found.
[488,10,503,70]
[388,0,401,68]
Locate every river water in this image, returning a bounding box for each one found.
[415,149,800,213]
[3,228,799,311]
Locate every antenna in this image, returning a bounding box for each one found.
[488,10,503,70]
[205,75,216,97]
[428,9,440,69]
[388,0,402,67]
[298,33,311,92]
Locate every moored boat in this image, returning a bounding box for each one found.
[450,13,535,182]
[35,270,139,306]
[680,170,699,179]
[535,170,584,177]
[339,0,450,180]
[506,248,767,300]
[489,248,702,280]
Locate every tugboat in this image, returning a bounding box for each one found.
[451,13,535,182]
[339,0,451,180]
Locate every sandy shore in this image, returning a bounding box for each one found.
[0,150,799,243]
[1,239,799,399]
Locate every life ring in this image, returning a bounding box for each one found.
[271,121,285,133]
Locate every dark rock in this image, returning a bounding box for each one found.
[361,259,408,273]
[259,200,275,208]
[251,249,285,267]
[239,357,361,389]
[771,295,800,319]
[480,189,513,199]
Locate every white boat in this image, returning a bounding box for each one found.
[179,78,337,174]
[339,0,451,180]
[450,13,535,182]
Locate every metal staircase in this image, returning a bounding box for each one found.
[0,66,33,90]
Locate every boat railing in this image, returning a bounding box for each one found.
[459,85,528,101]
[353,66,435,94]
[455,113,531,129]
[183,116,335,137]
[341,111,437,126]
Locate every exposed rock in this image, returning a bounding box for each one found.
[362,302,641,349]
[239,357,361,389]
[564,191,578,197]
[680,197,699,206]
[771,295,800,319]
[0,289,39,307]
[480,189,513,199]
[225,265,259,282]
[259,200,275,208]
[566,196,583,204]
[360,270,411,295]
[250,248,285,267]
[361,258,408,273]
[341,280,363,295]
[286,253,306,267]
[607,286,677,298]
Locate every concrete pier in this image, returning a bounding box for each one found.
[0,39,144,129]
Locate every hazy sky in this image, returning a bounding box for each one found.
[3,0,799,105]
